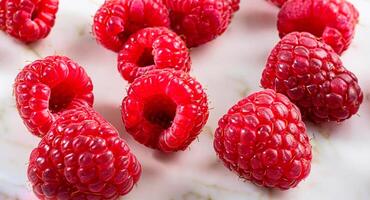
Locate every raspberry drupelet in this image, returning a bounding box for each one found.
[214,89,312,190]
[28,101,142,200]
[267,0,287,7]
[277,0,359,54]
[261,32,363,123]
[2,0,59,42]
[117,27,191,83]
[163,0,233,47]
[121,69,209,152]
[92,0,170,52]
[14,56,94,137]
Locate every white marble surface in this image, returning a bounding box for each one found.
[1,0,370,199]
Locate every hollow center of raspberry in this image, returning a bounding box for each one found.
[143,95,177,129]
[49,83,75,113]
[31,4,41,20]
[137,48,155,67]
[294,18,326,37]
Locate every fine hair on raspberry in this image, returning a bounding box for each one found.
[14,56,94,137]
[121,69,209,152]
[214,89,312,189]
[117,27,191,83]
[28,103,142,199]
[1,0,59,42]
[277,0,359,54]
[261,32,363,123]
[92,0,170,52]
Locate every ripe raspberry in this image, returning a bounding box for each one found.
[277,0,359,54]
[163,0,232,47]
[14,56,94,137]
[117,27,191,83]
[267,0,287,7]
[214,89,312,190]
[121,69,209,152]
[3,0,59,42]
[93,0,170,52]
[0,0,6,30]
[28,103,142,200]
[261,32,363,123]
[228,0,240,13]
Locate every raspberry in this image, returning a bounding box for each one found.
[261,32,363,123]
[0,0,6,30]
[163,0,232,47]
[277,0,359,54]
[117,27,191,83]
[93,0,170,52]
[14,56,94,137]
[267,0,287,7]
[214,89,312,190]
[27,102,142,199]
[121,69,209,152]
[228,0,240,13]
[3,0,59,42]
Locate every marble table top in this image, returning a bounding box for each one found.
[1,0,370,199]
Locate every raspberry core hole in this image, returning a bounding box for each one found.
[143,95,177,129]
[49,83,75,113]
[291,18,327,37]
[137,48,155,67]
[31,3,41,20]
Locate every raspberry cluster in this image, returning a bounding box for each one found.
[14,56,141,199]
[0,0,59,42]
[9,0,366,197]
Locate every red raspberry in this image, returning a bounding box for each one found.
[3,0,58,42]
[228,0,240,13]
[14,56,94,137]
[28,102,142,200]
[117,27,191,83]
[121,69,209,152]
[214,89,312,190]
[267,0,287,7]
[163,0,232,47]
[277,0,359,54]
[92,0,170,52]
[0,0,6,30]
[261,32,363,123]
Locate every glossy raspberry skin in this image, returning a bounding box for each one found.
[278,0,359,54]
[121,69,209,152]
[261,32,363,123]
[228,0,240,13]
[2,0,58,42]
[267,0,287,7]
[28,103,142,200]
[0,0,6,30]
[118,27,191,83]
[93,0,170,52]
[163,0,232,47]
[14,56,94,137]
[214,89,312,190]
